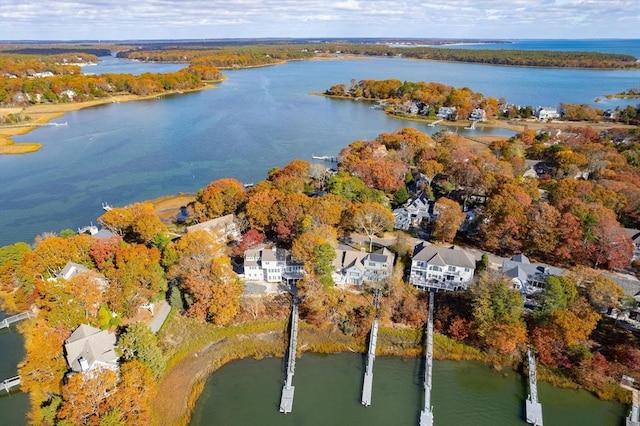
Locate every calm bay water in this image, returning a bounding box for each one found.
[190,354,625,426]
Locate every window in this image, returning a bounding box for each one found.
[448,265,456,272]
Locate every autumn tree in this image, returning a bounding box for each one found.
[432,197,465,243]
[479,184,532,255]
[99,202,167,244]
[118,322,165,378]
[471,272,526,353]
[347,202,395,252]
[196,178,247,219]
[57,367,118,425]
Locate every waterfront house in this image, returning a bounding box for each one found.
[186,214,240,243]
[501,254,565,295]
[243,246,304,285]
[437,106,457,120]
[332,245,394,286]
[409,243,475,291]
[469,108,487,122]
[64,324,119,373]
[535,106,560,121]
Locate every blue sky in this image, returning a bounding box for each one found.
[1,0,639,41]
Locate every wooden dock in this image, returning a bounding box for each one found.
[525,348,543,426]
[621,376,640,426]
[0,311,34,329]
[280,299,299,414]
[0,376,21,393]
[419,292,434,426]
[361,290,381,406]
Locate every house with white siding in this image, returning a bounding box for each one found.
[332,245,394,286]
[501,254,565,295]
[243,246,304,285]
[409,243,475,291]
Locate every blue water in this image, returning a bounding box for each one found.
[85,53,186,75]
[429,39,640,58]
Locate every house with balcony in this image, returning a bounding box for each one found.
[501,254,565,295]
[243,246,304,285]
[393,193,436,231]
[332,245,394,286]
[409,243,476,291]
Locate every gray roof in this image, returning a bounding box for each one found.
[58,262,90,280]
[64,324,118,372]
[501,255,564,280]
[412,245,475,269]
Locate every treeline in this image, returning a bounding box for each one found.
[318,43,640,69]
[117,44,316,68]
[0,65,222,106]
[2,47,112,57]
[0,53,99,78]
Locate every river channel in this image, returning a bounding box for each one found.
[190,353,626,426]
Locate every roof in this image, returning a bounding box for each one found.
[186,214,235,234]
[64,324,118,372]
[501,255,564,281]
[58,262,90,280]
[412,245,475,269]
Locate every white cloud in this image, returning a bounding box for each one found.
[0,0,638,40]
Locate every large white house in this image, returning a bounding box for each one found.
[409,243,475,291]
[535,106,560,121]
[64,324,119,373]
[332,245,394,286]
[243,246,304,285]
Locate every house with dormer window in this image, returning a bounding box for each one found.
[332,245,394,286]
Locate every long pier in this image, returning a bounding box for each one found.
[419,291,434,426]
[0,376,21,393]
[621,376,640,426]
[0,311,34,329]
[361,289,381,406]
[525,348,543,426]
[279,298,299,414]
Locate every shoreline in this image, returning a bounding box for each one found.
[0,82,219,155]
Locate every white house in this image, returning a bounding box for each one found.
[64,324,119,373]
[54,262,109,289]
[393,193,436,231]
[243,246,304,285]
[409,243,475,291]
[501,254,565,295]
[535,106,560,121]
[332,245,394,286]
[437,106,457,120]
[469,108,487,122]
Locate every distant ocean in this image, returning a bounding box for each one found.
[429,39,640,58]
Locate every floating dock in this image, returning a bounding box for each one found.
[525,348,543,426]
[279,299,299,414]
[419,291,434,426]
[621,376,640,426]
[361,290,381,406]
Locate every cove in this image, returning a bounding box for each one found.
[190,353,625,426]
[0,311,29,426]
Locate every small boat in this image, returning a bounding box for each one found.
[102,202,113,211]
[465,121,476,130]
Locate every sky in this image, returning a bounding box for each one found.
[1,0,639,41]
